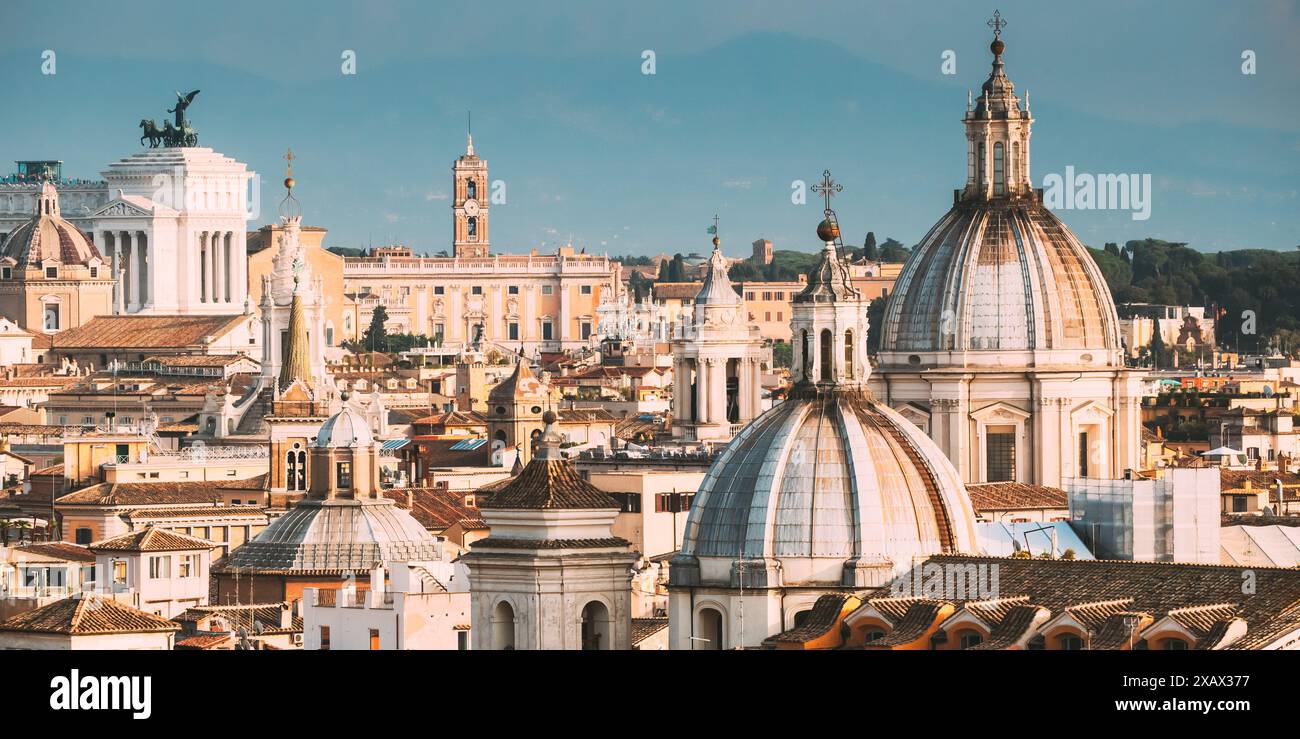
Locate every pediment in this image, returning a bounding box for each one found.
[1071,399,1114,420]
[970,401,1031,423]
[92,199,153,218]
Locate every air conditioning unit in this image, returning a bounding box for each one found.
[291,633,303,645]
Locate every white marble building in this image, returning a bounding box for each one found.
[871,31,1142,488]
[670,238,770,441]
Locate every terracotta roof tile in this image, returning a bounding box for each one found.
[631,617,669,645]
[56,478,264,506]
[767,593,850,644]
[51,314,247,350]
[11,542,96,563]
[90,526,217,552]
[383,487,481,531]
[0,594,179,635]
[966,482,1068,511]
[479,459,619,510]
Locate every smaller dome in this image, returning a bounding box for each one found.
[314,405,372,448]
[0,183,101,268]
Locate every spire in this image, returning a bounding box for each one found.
[278,148,301,221]
[694,220,742,306]
[533,411,565,461]
[974,10,1021,118]
[278,279,312,390]
[466,111,475,156]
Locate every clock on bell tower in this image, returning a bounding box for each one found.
[452,129,490,258]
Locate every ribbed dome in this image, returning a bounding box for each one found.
[0,183,101,267]
[314,404,372,448]
[220,499,441,572]
[677,390,978,585]
[881,199,1121,358]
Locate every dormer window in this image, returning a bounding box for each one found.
[45,266,58,279]
[0,267,10,280]
[89,266,98,278]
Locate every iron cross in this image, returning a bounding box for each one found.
[284,148,295,176]
[988,9,1007,38]
[811,170,842,214]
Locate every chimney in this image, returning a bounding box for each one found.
[280,601,292,629]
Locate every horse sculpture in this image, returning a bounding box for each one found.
[139,119,164,148]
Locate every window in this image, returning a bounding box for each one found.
[148,555,172,579]
[745,292,754,300]
[43,305,59,331]
[986,431,1016,482]
[508,285,519,295]
[1078,431,1089,478]
[776,311,783,321]
[433,323,445,343]
[320,626,331,651]
[959,631,983,649]
[287,444,307,492]
[433,285,445,295]
[819,329,832,381]
[336,461,353,488]
[467,217,477,239]
[369,629,381,651]
[765,312,771,321]
[1059,634,1084,650]
[610,492,642,513]
[0,266,9,279]
[580,321,592,341]
[89,266,98,278]
[178,554,199,578]
[45,266,58,279]
[580,285,592,295]
[1163,639,1188,651]
[326,326,334,346]
[75,528,92,545]
[541,285,553,296]
[112,560,127,585]
[542,321,554,341]
[466,179,476,200]
[844,329,854,378]
[457,631,468,651]
[471,285,483,295]
[654,492,693,513]
[508,322,519,341]
[993,141,1005,195]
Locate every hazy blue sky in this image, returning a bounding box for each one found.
[4,0,1298,256]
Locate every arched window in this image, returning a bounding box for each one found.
[844,329,854,378]
[993,142,1005,195]
[800,329,811,379]
[819,329,832,382]
[581,601,611,650]
[466,179,477,200]
[978,142,986,185]
[467,217,477,239]
[697,607,724,650]
[492,601,516,650]
[1011,141,1020,188]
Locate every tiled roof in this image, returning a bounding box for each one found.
[51,314,247,350]
[123,506,267,520]
[90,526,217,552]
[417,438,493,468]
[175,633,232,649]
[55,478,263,506]
[966,482,1068,511]
[1166,602,1240,636]
[967,605,1045,650]
[174,602,301,634]
[11,541,96,563]
[863,596,926,623]
[653,282,703,300]
[631,617,669,645]
[0,594,179,635]
[478,458,619,510]
[384,487,481,531]
[767,593,850,644]
[865,601,951,647]
[1220,470,1300,492]
[557,408,618,423]
[142,354,252,367]
[1058,598,1134,630]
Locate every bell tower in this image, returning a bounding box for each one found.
[452,120,489,258]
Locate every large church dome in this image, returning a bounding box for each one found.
[0,182,101,268]
[877,29,1122,366]
[673,223,978,590]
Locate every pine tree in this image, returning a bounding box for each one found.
[863,231,879,261]
[363,305,391,353]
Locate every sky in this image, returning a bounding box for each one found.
[3,0,1298,257]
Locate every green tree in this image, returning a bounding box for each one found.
[362,305,390,353]
[862,231,878,261]
[771,341,792,368]
[866,297,887,354]
[878,238,910,262]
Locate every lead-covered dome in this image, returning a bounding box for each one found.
[878,27,1122,365]
[880,200,1123,356]
[313,402,372,448]
[0,182,102,267]
[675,391,978,587]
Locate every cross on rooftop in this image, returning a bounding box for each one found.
[988,9,1007,38]
[811,169,842,215]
